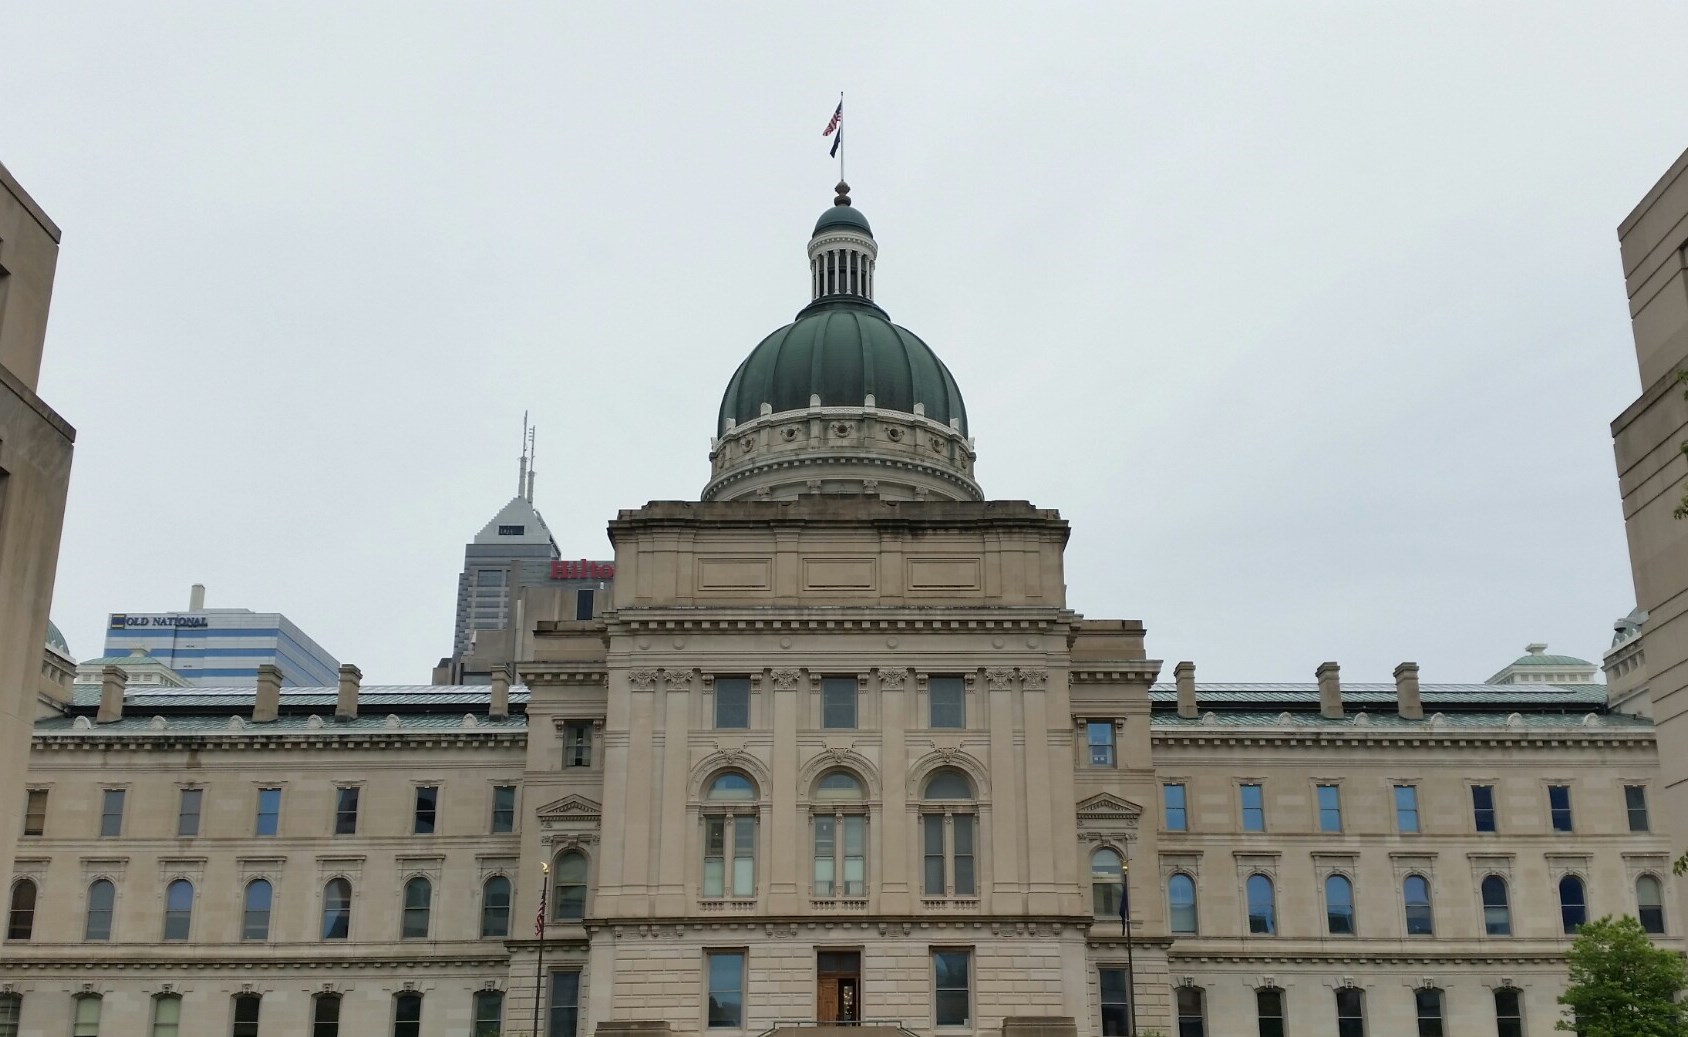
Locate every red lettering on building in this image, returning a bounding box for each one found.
[550,560,615,581]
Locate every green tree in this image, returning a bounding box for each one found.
[1557,915,1688,1035]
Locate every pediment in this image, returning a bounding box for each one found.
[536,794,602,822]
[1076,793,1144,818]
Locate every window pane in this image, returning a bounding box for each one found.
[394,993,422,1037]
[704,817,726,898]
[923,769,972,800]
[243,879,273,940]
[256,788,281,836]
[1317,785,1342,832]
[1087,722,1115,766]
[1394,785,1419,833]
[930,677,965,729]
[1494,989,1523,1037]
[822,678,857,729]
[1099,968,1130,1037]
[1549,785,1573,832]
[1092,849,1122,917]
[312,995,341,1037]
[555,852,588,919]
[491,786,516,833]
[1627,785,1650,832]
[100,789,124,837]
[152,995,182,1037]
[549,971,581,1037]
[6,880,34,941]
[1246,874,1274,935]
[322,879,351,940]
[1168,874,1197,934]
[952,815,976,896]
[85,879,115,941]
[923,816,946,895]
[402,878,431,938]
[482,877,512,937]
[842,817,866,896]
[814,817,836,896]
[707,774,755,801]
[732,818,756,897]
[1472,785,1496,832]
[1325,875,1354,935]
[1559,875,1587,933]
[564,723,593,767]
[715,678,750,729]
[177,788,202,837]
[707,951,745,1028]
[1415,989,1443,1037]
[163,880,193,941]
[1335,989,1364,1037]
[73,996,101,1037]
[413,787,437,835]
[1240,784,1265,831]
[815,772,864,800]
[1481,875,1511,936]
[23,789,47,836]
[473,990,505,1037]
[334,788,359,835]
[1176,987,1205,1037]
[1639,875,1666,934]
[1404,876,1433,935]
[1256,989,1284,1037]
[933,951,970,1027]
[1163,784,1187,832]
[232,995,261,1037]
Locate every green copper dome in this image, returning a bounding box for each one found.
[814,204,872,236]
[719,296,968,435]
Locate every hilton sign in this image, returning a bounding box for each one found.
[550,560,614,581]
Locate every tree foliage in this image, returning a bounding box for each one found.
[1557,915,1688,1036]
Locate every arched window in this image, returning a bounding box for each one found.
[321,878,352,940]
[243,879,273,941]
[812,771,867,898]
[311,993,341,1037]
[401,877,432,939]
[481,876,512,937]
[84,879,116,942]
[1638,874,1666,935]
[393,993,422,1037]
[1334,987,1365,1037]
[1415,988,1444,1037]
[231,993,261,1037]
[1559,875,1587,934]
[706,772,756,801]
[72,994,101,1037]
[1167,872,1197,934]
[703,771,758,900]
[6,879,36,941]
[1091,849,1123,917]
[1493,988,1524,1037]
[1325,874,1354,935]
[553,852,588,920]
[1175,986,1206,1037]
[1403,875,1433,935]
[472,990,504,1037]
[1481,875,1511,936]
[151,993,183,1037]
[921,768,977,899]
[1256,988,1285,1037]
[1246,874,1275,935]
[162,879,193,941]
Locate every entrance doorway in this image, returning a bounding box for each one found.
[817,951,861,1024]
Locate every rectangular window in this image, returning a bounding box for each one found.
[1098,967,1130,1036]
[549,971,581,1037]
[73,996,101,1037]
[1316,784,1342,833]
[1549,784,1573,832]
[0,996,16,1037]
[99,789,125,838]
[1335,988,1365,1037]
[564,722,593,767]
[1394,785,1419,834]
[1176,988,1205,1037]
[22,789,46,837]
[1239,783,1265,832]
[1415,989,1443,1037]
[334,787,359,835]
[413,786,438,834]
[714,678,750,730]
[703,816,757,898]
[472,990,503,1037]
[175,788,202,837]
[929,676,965,729]
[232,995,261,1037]
[1163,783,1188,832]
[706,950,746,1028]
[922,815,976,897]
[393,993,421,1037]
[574,588,593,621]
[1493,989,1523,1037]
[932,949,971,1027]
[151,996,182,1037]
[1626,785,1650,832]
[491,786,516,834]
[1471,785,1496,833]
[813,815,867,897]
[256,788,281,836]
[1256,989,1285,1037]
[1087,721,1116,767]
[822,678,858,729]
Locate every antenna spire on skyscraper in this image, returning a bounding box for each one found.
[517,411,530,497]
[526,426,537,502]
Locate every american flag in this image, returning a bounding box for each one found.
[823,101,842,138]
[535,883,547,938]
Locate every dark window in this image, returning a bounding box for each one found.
[1335,987,1365,1037]
[1246,874,1275,935]
[491,786,516,833]
[1099,968,1130,1036]
[1316,784,1342,832]
[1175,987,1205,1037]
[497,524,524,535]
[1549,784,1573,832]
[822,678,858,729]
[922,814,975,897]
[99,789,125,837]
[401,877,431,938]
[232,994,261,1037]
[393,993,421,1037]
[1481,875,1511,936]
[1493,988,1523,1037]
[0,994,17,1037]
[1559,875,1587,933]
[1091,849,1123,917]
[1415,989,1443,1037]
[714,678,750,729]
[707,950,746,1028]
[564,722,593,767]
[549,972,580,1037]
[553,852,588,920]
[311,994,341,1037]
[482,876,512,937]
[6,880,35,940]
[1256,988,1285,1037]
[1325,875,1354,935]
[1240,784,1265,832]
[1626,785,1650,832]
[932,949,970,1027]
[574,588,593,620]
[85,879,115,941]
[321,878,352,940]
[22,789,46,836]
[412,787,438,835]
[243,879,273,940]
[473,991,503,1037]
[333,787,359,835]
[1471,785,1496,832]
[255,788,281,836]
[1404,875,1433,935]
[929,676,965,729]
[176,788,202,837]
[1087,721,1116,766]
[1163,783,1188,831]
[1168,873,1197,934]
[163,879,193,941]
[1638,875,1667,934]
[1394,785,1419,833]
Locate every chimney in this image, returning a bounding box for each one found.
[1394,662,1424,720]
[188,583,205,611]
[336,664,362,722]
[1174,661,1198,719]
[1316,661,1343,719]
[253,664,282,723]
[97,665,128,724]
[489,666,510,721]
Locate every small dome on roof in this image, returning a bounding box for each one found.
[1509,643,1594,668]
[45,620,71,659]
[814,204,872,236]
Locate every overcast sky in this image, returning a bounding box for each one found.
[4,4,1685,685]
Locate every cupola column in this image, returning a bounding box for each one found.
[807,182,878,304]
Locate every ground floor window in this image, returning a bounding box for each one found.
[1098,967,1130,1035]
[1175,986,1205,1037]
[550,972,581,1037]
[1256,988,1284,1037]
[1415,988,1443,1037]
[933,949,971,1027]
[1494,988,1524,1037]
[473,990,503,1037]
[707,951,746,1028]
[1336,988,1365,1037]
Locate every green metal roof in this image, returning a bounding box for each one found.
[814,204,871,236]
[718,297,968,434]
[1508,653,1594,667]
[1147,681,1608,710]
[1151,710,1650,731]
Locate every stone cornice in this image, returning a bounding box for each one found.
[0,951,514,970]
[1161,948,1584,966]
[606,612,1073,633]
[1151,728,1654,750]
[1071,666,1161,684]
[31,730,526,753]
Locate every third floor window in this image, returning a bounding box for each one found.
[822,678,858,729]
[563,722,593,767]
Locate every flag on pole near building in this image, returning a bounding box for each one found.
[824,100,843,157]
[535,882,548,937]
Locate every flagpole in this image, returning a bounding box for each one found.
[838,92,845,183]
[532,860,550,1037]
[1121,858,1137,1037]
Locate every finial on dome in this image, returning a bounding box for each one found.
[834,181,852,206]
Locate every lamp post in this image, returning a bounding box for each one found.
[532,860,550,1037]
[1119,857,1137,1037]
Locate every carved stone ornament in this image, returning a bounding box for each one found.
[769,668,802,691]
[1020,668,1049,691]
[781,426,800,442]
[739,437,755,453]
[878,668,908,690]
[936,747,959,764]
[628,670,659,691]
[832,422,854,438]
[664,670,692,691]
[886,427,904,442]
[984,667,1015,691]
[825,747,849,763]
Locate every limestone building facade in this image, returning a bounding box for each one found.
[3,186,1675,1037]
